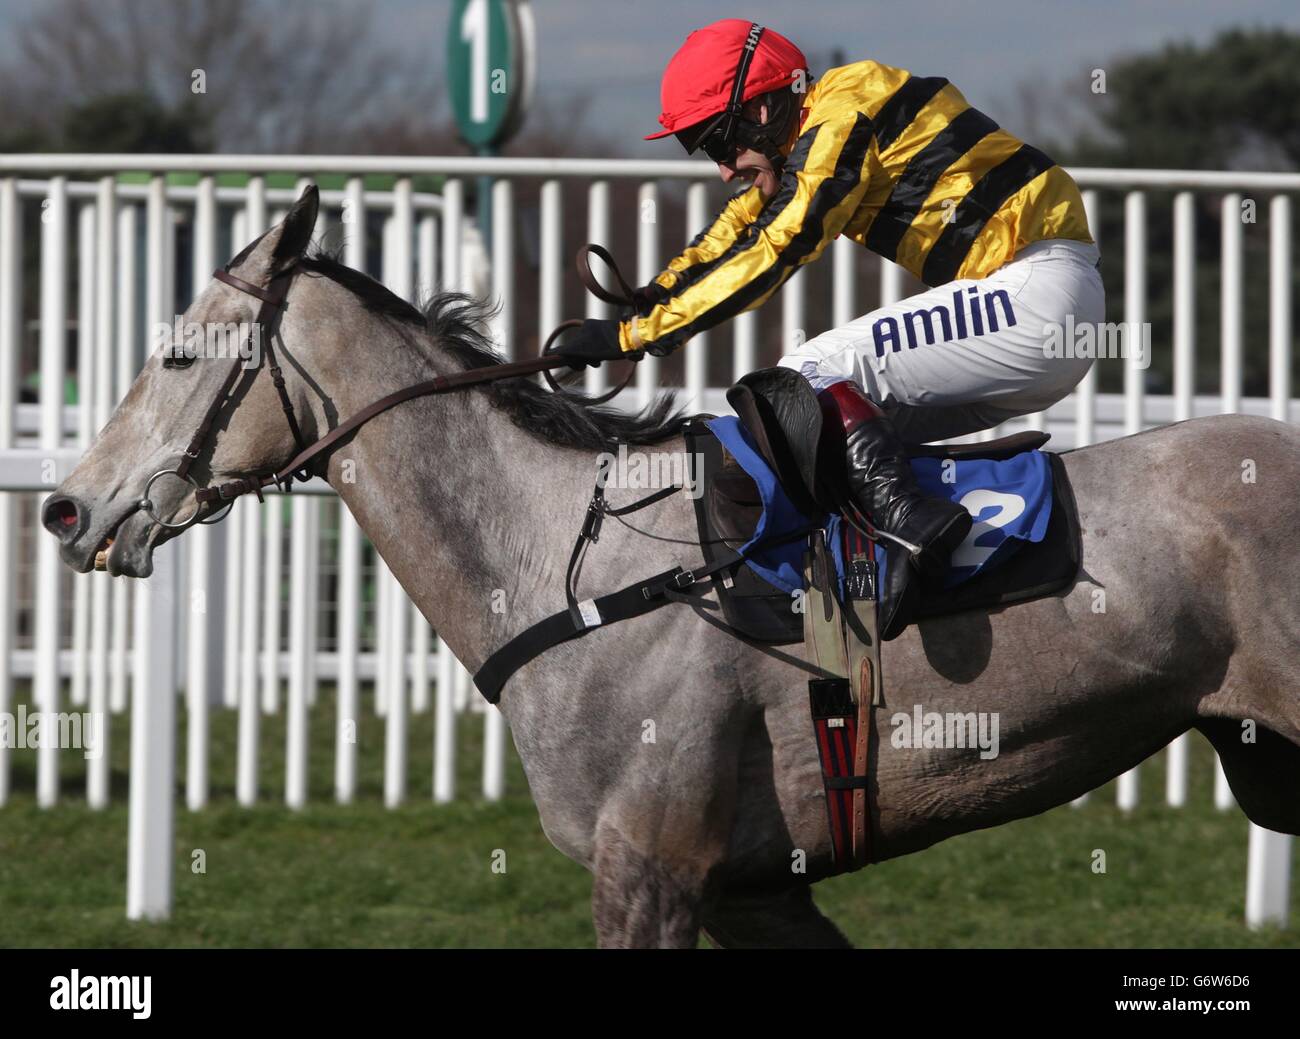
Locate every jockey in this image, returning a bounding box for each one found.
[557,19,1103,630]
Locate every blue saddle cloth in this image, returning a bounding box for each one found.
[705,416,1054,597]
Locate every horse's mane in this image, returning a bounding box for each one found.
[298,248,689,450]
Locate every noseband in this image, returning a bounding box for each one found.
[138,259,601,531]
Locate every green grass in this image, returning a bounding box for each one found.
[0,687,1296,948]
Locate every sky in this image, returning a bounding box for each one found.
[1,0,1297,154]
[406,0,1300,154]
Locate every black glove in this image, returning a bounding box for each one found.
[553,318,643,368]
[630,281,669,317]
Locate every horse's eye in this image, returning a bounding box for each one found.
[162,349,194,369]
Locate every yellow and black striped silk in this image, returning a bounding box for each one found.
[620,60,1092,356]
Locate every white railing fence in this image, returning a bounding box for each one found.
[0,155,1295,926]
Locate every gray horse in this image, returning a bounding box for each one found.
[44,188,1300,948]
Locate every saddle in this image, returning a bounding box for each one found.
[687,366,1082,646]
[687,420,1082,646]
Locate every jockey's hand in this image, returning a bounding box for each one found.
[630,282,668,316]
[554,318,643,368]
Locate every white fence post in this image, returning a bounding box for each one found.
[538,178,563,356]
[879,258,904,306]
[237,495,261,806]
[1269,195,1291,423]
[334,176,366,805]
[126,540,179,920]
[88,176,116,809]
[1246,825,1292,930]
[832,233,855,327]
[1165,190,1196,808]
[126,172,181,921]
[481,177,514,802]
[682,182,710,410]
[35,175,68,808]
[381,177,413,809]
[1220,193,1243,415]
[287,174,319,808]
[635,181,661,405]
[110,202,136,717]
[782,265,805,358]
[0,177,20,807]
[1073,189,1101,451]
[186,173,219,811]
[261,491,284,716]
[70,202,95,712]
[1114,190,1146,812]
[434,641,457,804]
[585,180,611,397]
[236,180,267,806]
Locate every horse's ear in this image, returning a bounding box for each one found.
[227,185,319,284]
[270,185,319,271]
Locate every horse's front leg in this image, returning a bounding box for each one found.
[588,725,741,948]
[591,827,713,948]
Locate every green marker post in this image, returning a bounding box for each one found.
[448,0,534,255]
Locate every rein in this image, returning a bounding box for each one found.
[194,315,585,508]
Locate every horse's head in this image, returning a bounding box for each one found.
[41,185,322,578]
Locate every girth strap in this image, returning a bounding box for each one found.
[808,675,862,872]
[803,525,878,874]
[473,526,812,704]
[474,450,817,703]
[475,565,688,704]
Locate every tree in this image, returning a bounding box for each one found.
[0,0,437,153]
[62,93,213,154]
[1064,29,1300,171]
[1025,28,1300,398]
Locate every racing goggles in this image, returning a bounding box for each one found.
[675,109,745,164]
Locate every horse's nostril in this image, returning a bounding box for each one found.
[41,497,82,539]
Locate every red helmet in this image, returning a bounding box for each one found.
[645,19,808,142]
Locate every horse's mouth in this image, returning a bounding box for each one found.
[74,506,158,579]
[74,485,205,578]
[96,508,169,578]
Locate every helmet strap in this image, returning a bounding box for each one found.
[737,86,800,173]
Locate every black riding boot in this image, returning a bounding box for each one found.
[818,382,972,637]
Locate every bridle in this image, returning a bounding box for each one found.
[137,251,624,532]
[138,263,305,529]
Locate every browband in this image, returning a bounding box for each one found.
[213,268,291,307]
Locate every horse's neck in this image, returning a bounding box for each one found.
[322,354,594,673]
